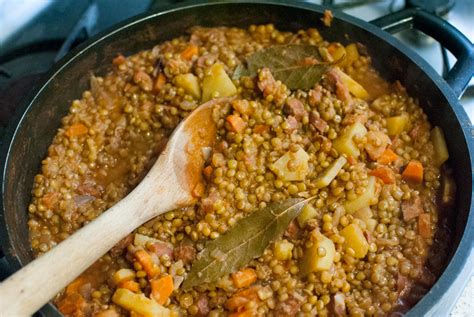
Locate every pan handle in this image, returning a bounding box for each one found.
[370,8,474,99]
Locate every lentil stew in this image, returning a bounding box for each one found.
[27,24,455,316]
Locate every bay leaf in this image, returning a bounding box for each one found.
[233,44,330,90]
[182,197,313,290]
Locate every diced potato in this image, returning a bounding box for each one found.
[386,114,409,136]
[270,147,309,181]
[299,231,336,275]
[343,176,378,214]
[328,43,346,64]
[431,126,449,166]
[112,288,170,317]
[339,223,369,258]
[274,240,294,261]
[353,207,376,231]
[334,68,369,100]
[202,63,237,102]
[113,269,136,284]
[297,204,318,227]
[365,219,377,232]
[174,73,201,99]
[318,46,333,62]
[333,122,367,158]
[134,233,158,247]
[353,207,373,222]
[342,43,359,67]
[315,156,347,189]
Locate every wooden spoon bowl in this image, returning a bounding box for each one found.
[0,98,231,316]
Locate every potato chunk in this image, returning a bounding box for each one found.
[339,223,369,258]
[386,114,409,136]
[334,68,369,100]
[112,288,170,317]
[299,231,336,275]
[315,156,347,189]
[297,204,318,227]
[175,73,201,99]
[270,147,309,181]
[343,176,377,214]
[202,63,237,101]
[274,240,294,261]
[431,126,449,166]
[333,122,367,158]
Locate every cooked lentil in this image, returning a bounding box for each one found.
[27,24,454,316]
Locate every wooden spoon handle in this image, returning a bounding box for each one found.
[0,193,143,316]
[0,165,186,316]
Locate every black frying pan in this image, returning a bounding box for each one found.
[1,1,473,316]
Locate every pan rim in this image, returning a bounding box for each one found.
[0,1,472,315]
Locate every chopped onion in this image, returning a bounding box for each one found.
[173,275,184,288]
[73,194,95,207]
[210,249,226,261]
[293,292,305,302]
[201,147,212,160]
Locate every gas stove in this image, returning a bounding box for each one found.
[0,0,473,315]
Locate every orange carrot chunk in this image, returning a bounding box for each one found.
[253,124,269,134]
[402,160,424,183]
[65,124,88,137]
[226,115,247,133]
[370,166,396,184]
[203,165,213,180]
[151,275,174,305]
[154,73,166,92]
[58,293,86,315]
[135,250,158,278]
[66,276,88,295]
[377,148,398,165]
[418,213,432,238]
[226,286,260,310]
[119,280,140,293]
[231,268,257,289]
[230,310,254,317]
[42,192,59,209]
[181,44,199,60]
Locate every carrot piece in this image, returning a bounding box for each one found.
[113,54,126,66]
[418,213,432,238]
[230,310,254,317]
[253,124,269,134]
[402,160,424,183]
[135,250,158,278]
[151,275,174,305]
[226,286,260,310]
[347,155,357,165]
[42,192,59,209]
[370,166,396,184]
[377,148,398,165]
[231,268,257,289]
[65,123,88,137]
[226,115,247,133]
[58,293,86,315]
[66,276,87,295]
[192,182,206,198]
[203,165,213,180]
[181,44,199,60]
[119,280,140,293]
[154,73,166,92]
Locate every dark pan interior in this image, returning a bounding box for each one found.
[1,2,472,316]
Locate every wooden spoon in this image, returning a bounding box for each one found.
[0,98,230,316]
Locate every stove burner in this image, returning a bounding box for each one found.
[407,0,456,16]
